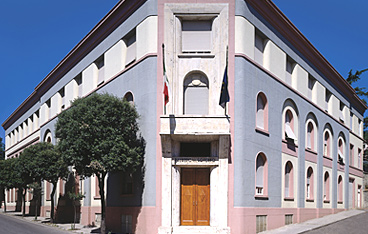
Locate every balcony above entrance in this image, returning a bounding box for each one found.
[160,115,230,135]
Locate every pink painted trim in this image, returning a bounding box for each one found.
[305,149,317,163]
[281,140,298,157]
[323,155,333,168]
[349,166,364,177]
[337,164,345,172]
[338,175,343,203]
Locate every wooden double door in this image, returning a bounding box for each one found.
[180,168,210,226]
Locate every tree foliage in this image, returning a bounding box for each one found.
[0,137,4,160]
[55,93,145,233]
[20,142,69,220]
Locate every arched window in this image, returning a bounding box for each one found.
[183,73,209,115]
[324,131,331,157]
[306,167,314,200]
[255,153,268,195]
[284,161,294,198]
[324,172,330,201]
[285,110,296,141]
[306,122,314,150]
[338,138,345,164]
[256,93,268,131]
[338,175,343,203]
[44,130,52,143]
[123,92,134,105]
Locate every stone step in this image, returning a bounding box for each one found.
[172,226,230,234]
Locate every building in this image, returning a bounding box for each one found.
[2,0,366,233]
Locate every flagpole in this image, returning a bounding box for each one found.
[225,46,228,116]
[162,43,166,115]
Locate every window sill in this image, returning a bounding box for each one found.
[323,155,332,161]
[306,199,314,202]
[255,128,269,136]
[323,200,330,203]
[305,148,317,155]
[284,197,294,201]
[94,196,101,200]
[338,201,343,204]
[178,53,215,58]
[254,195,269,200]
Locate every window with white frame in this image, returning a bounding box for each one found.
[358,148,362,169]
[58,87,65,111]
[308,75,316,100]
[338,138,345,164]
[181,20,213,53]
[256,153,267,195]
[339,101,345,122]
[306,167,313,200]
[306,122,314,150]
[256,92,268,130]
[74,74,82,97]
[323,130,331,157]
[325,90,332,112]
[350,144,354,166]
[285,110,296,141]
[338,175,343,203]
[324,172,330,201]
[183,73,209,115]
[284,161,293,198]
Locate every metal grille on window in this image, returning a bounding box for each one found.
[256,215,267,233]
[122,215,132,234]
[285,214,293,225]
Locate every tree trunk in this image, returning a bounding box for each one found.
[22,188,26,217]
[98,173,106,234]
[50,181,57,222]
[35,196,38,220]
[3,189,7,213]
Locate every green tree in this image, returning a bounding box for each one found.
[20,142,69,222]
[0,158,23,212]
[55,93,144,233]
[0,137,4,160]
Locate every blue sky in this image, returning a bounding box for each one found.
[1,0,368,143]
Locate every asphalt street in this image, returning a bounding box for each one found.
[304,211,368,234]
[0,212,70,234]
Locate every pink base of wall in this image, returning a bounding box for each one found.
[106,206,160,234]
[80,206,101,226]
[229,207,346,234]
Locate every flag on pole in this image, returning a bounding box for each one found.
[162,44,170,107]
[219,46,229,108]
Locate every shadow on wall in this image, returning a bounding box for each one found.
[55,173,81,223]
[106,138,146,234]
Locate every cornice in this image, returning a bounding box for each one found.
[246,0,367,113]
[2,0,147,130]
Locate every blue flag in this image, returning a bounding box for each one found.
[219,65,229,108]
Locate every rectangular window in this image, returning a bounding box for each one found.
[75,74,83,97]
[121,215,132,234]
[358,148,362,169]
[325,90,331,112]
[285,214,293,225]
[124,29,136,66]
[350,144,354,166]
[58,87,65,111]
[181,20,212,53]
[180,142,211,157]
[122,172,133,195]
[285,56,295,85]
[339,101,345,122]
[95,55,105,85]
[255,30,266,65]
[256,215,267,233]
[308,75,316,99]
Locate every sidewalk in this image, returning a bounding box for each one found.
[261,209,366,234]
[0,208,98,234]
